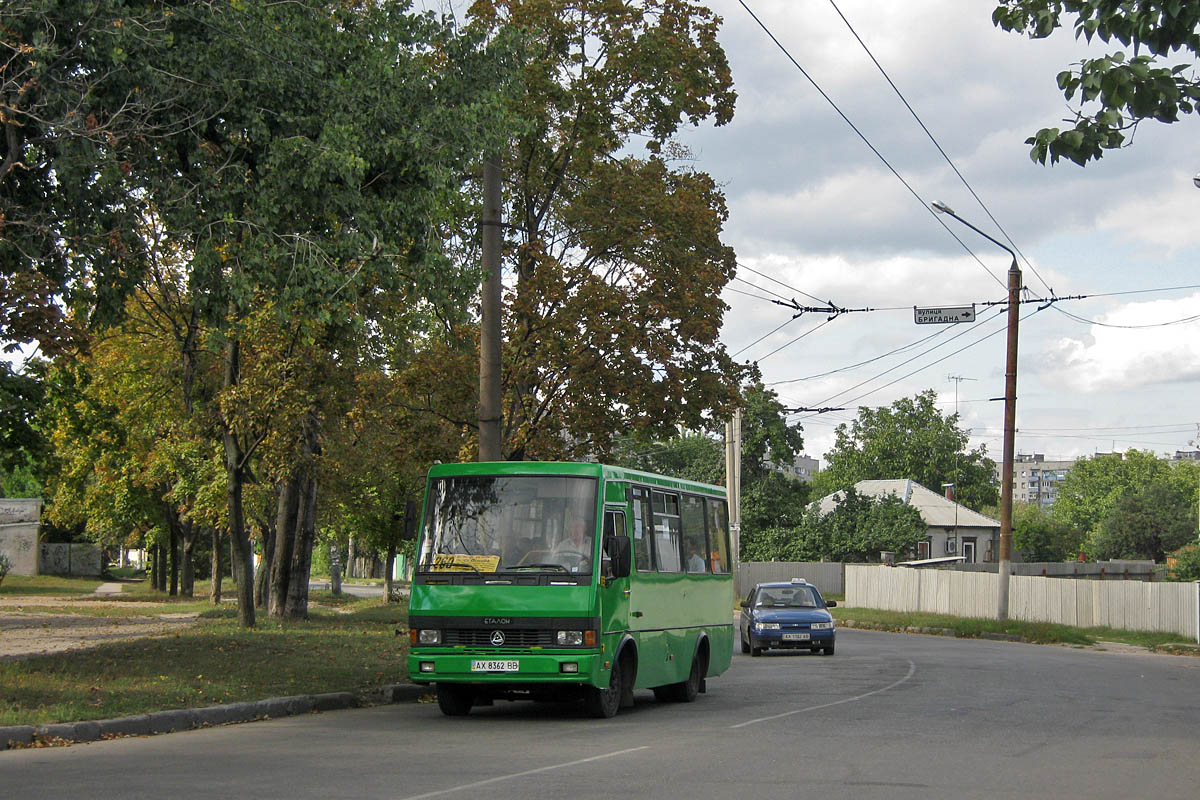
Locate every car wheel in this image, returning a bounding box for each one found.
[740,634,750,654]
[436,684,473,716]
[584,658,623,718]
[823,643,835,656]
[750,640,762,657]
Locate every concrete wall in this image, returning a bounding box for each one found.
[0,498,42,576]
[39,543,103,577]
[738,561,845,597]
[845,564,1199,640]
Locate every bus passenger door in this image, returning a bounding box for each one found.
[599,509,630,648]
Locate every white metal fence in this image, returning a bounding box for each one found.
[845,564,1200,641]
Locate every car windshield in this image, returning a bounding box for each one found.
[417,475,597,575]
[756,586,820,608]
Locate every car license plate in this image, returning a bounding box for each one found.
[470,660,519,672]
[782,633,810,641]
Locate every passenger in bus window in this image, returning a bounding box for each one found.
[685,540,707,573]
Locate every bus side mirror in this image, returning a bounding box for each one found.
[606,536,631,579]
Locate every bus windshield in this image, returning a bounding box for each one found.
[418,475,598,575]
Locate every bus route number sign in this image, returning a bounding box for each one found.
[914,305,975,324]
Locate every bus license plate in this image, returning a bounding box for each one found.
[782,633,810,641]
[471,660,519,672]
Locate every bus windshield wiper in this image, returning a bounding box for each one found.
[509,563,570,573]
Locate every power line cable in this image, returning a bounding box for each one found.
[826,0,1054,296]
[1051,305,1200,329]
[735,0,1006,290]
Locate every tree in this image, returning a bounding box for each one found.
[815,390,998,510]
[1012,502,1084,561]
[463,0,748,460]
[1090,482,1197,561]
[744,489,926,563]
[1050,449,1169,538]
[993,1,1200,165]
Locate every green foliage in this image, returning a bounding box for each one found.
[0,553,9,586]
[1051,449,1170,538]
[466,0,748,459]
[1169,545,1200,582]
[1012,502,1084,561]
[1089,481,1197,561]
[993,1,1200,164]
[814,390,997,510]
[742,488,926,563]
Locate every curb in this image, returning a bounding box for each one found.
[0,683,428,751]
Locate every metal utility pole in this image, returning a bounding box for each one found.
[932,201,1020,620]
[478,156,503,462]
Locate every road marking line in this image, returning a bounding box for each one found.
[398,746,651,800]
[731,658,917,728]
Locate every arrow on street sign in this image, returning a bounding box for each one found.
[914,305,975,324]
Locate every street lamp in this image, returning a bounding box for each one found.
[931,201,1020,621]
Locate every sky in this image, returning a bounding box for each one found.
[674,0,1200,468]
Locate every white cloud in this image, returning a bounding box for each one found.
[1040,294,1200,392]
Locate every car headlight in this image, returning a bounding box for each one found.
[417,629,442,645]
[811,622,834,630]
[756,622,780,630]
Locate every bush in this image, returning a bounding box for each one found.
[1169,545,1200,582]
[0,553,10,586]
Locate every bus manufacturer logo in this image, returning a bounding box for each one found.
[490,631,506,646]
[483,617,511,625]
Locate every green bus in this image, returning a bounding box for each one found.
[408,461,734,718]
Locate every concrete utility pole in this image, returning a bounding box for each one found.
[478,156,503,462]
[932,201,1020,620]
[725,410,742,578]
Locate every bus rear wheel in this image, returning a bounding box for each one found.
[654,651,704,703]
[436,684,474,716]
[584,660,623,718]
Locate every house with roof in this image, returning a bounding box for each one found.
[814,479,1001,563]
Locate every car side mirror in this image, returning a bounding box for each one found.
[825,600,837,608]
[739,599,749,608]
[605,535,631,579]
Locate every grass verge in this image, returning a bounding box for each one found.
[832,606,1195,649]
[0,601,410,727]
[0,575,105,596]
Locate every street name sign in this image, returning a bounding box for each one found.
[914,305,975,324]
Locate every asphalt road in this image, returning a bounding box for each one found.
[4,629,1199,799]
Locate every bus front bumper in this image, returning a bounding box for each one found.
[409,651,604,686]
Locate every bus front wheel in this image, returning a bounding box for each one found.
[436,684,474,716]
[584,660,623,718]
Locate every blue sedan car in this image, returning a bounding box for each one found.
[739,579,837,656]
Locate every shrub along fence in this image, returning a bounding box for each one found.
[845,564,1200,641]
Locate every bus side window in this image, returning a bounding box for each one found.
[652,490,681,572]
[681,494,708,573]
[630,487,655,572]
[707,498,731,574]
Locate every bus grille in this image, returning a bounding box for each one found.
[444,628,556,647]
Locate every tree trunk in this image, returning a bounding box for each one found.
[384,542,396,603]
[169,520,179,597]
[157,543,168,591]
[346,536,357,580]
[221,335,255,628]
[269,478,300,617]
[210,528,223,604]
[283,473,317,619]
[179,522,195,598]
[329,541,342,596]
[255,519,274,609]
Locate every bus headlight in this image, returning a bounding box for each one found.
[417,629,442,645]
[557,630,584,646]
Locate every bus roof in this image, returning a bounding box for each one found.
[426,461,727,497]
